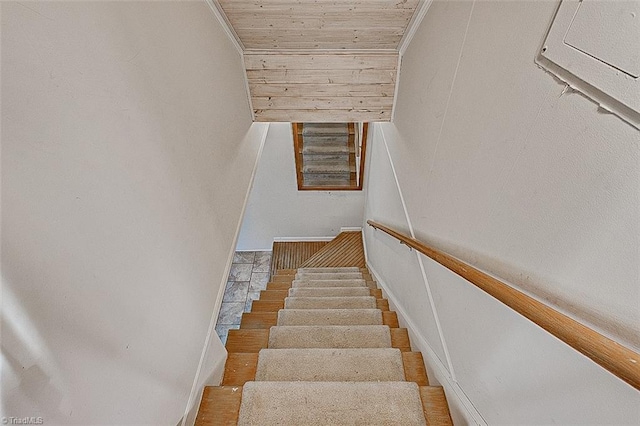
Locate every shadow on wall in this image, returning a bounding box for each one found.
[2,281,64,419]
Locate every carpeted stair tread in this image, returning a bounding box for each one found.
[298,267,361,273]
[237,381,426,425]
[284,296,376,309]
[292,279,367,288]
[303,177,353,187]
[302,135,349,146]
[295,271,363,280]
[255,348,405,382]
[302,123,349,135]
[289,287,371,297]
[268,325,392,349]
[302,144,350,154]
[277,309,383,326]
[302,161,353,174]
[303,153,350,164]
[199,258,451,424]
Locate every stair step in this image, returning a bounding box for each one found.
[259,289,288,300]
[292,279,367,288]
[302,144,350,154]
[383,311,400,328]
[303,161,352,174]
[295,271,363,280]
[390,328,411,351]
[303,153,350,162]
[226,329,269,353]
[303,172,351,180]
[251,300,285,312]
[302,135,349,146]
[272,274,295,282]
[266,282,292,291]
[241,312,278,328]
[196,386,242,425]
[285,296,377,309]
[197,235,455,425]
[222,353,258,386]
[403,352,430,386]
[420,386,454,425]
[268,325,391,349]
[302,123,349,136]
[377,298,390,311]
[298,267,361,273]
[255,348,405,382]
[289,287,371,297]
[237,381,426,425]
[302,177,353,187]
[277,309,383,326]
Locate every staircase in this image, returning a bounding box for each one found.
[196,234,453,425]
[294,123,357,189]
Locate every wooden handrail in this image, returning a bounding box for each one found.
[291,123,304,190]
[356,123,368,191]
[367,220,640,390]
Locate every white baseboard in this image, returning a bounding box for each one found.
[273,236,334,242]
[367,262,487,426]
[340,226,362,232]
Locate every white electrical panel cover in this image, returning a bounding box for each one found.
[540,0,640,127]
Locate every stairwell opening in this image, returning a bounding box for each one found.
[292,122,368,191]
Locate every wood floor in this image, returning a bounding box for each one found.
[300,231,366,268]
[270,241,328,277]
[270,230,366,276]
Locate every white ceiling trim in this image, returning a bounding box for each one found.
[391,54,403,122]
[398,0,434,56]
[241,52,256,122]
[243,48,399,55]
[204,0,245,55]
[203,0,255,120]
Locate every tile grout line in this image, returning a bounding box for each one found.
[216,251,272,343]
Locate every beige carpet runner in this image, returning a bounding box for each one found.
[196,266,453,425]
[237,267,439,425]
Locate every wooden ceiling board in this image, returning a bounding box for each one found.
[245,51,398,122]
[247,83,396,98]
[244,54,399,70]
[215,0,420,121]
[218,0,419,50]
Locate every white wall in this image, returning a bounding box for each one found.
[1,2,264,424]
[237,123,365,251]
[364,0,640,424]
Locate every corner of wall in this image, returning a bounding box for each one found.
[181,123,269,426]
[203,0,244,55]
[203,0,255,120]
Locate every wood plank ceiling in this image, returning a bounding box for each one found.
[216,0,421,122]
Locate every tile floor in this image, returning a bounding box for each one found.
[215,251,272,344]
